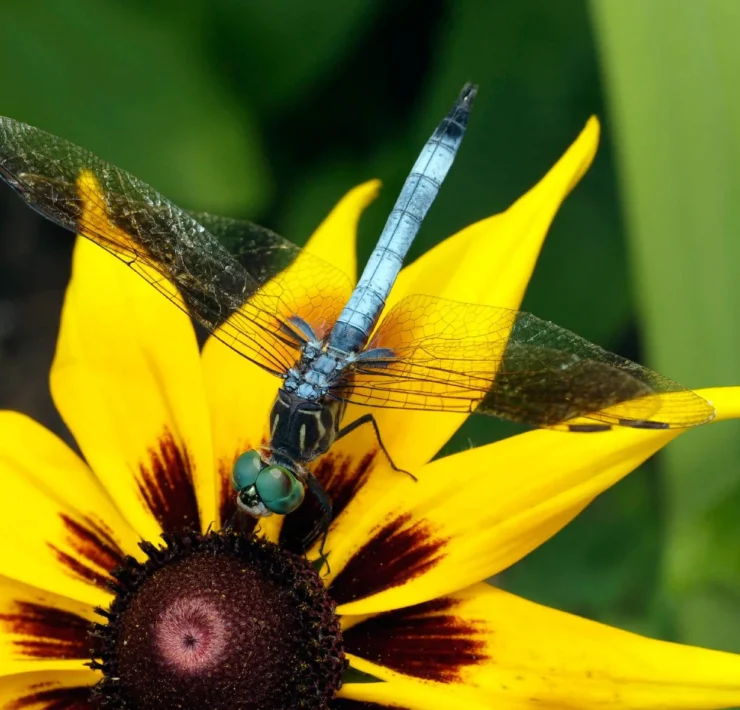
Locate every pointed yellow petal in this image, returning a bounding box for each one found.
[51,229,216,539]
[339,654,495,710]
[0,670,98,703]
[0,575,99,676]
[342,118,601,472]
[304,179,380,283]
[201,183,377,529]
[328,387,735,615]
[200,339,276,530]
[344,583,740,710]
[0,412,139,606]
[392,117,601,309]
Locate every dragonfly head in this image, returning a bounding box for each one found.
[231,450,305,517]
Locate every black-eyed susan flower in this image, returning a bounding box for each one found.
[2,118,740,710]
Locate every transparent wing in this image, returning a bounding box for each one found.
[331,294,714,430]
[0,116,352,375]
[190,212,353,345]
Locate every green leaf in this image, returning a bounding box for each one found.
[0,0,267,214]
[211,1,380,112]
[591,0,740,651]
[409,0,631,347]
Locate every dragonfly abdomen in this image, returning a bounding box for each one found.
[329,83,477,354]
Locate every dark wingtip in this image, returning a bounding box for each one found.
[618,418,671,430]
[567,423,613,433]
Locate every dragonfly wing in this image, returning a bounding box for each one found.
[189,212,353,343]
[0,117,351,375]
[331,294,714,430]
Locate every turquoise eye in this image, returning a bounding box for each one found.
[231,451,263,491]
[255,466,305,515]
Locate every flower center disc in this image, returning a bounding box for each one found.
[93,532,345,710]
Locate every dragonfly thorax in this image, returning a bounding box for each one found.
[284,344,353,401]
[269,389,346,464]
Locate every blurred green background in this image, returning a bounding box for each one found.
[0,0,739,650]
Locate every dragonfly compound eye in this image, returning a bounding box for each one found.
[231,450,264,491]
[256,466,305,515]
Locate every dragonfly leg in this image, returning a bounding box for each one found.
[336,413,417,481]
[222,508,260,538]
[303,475,333,576]
[223,509,238,532]
[313,531,331,577]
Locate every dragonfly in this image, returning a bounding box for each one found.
[0,84,715,552]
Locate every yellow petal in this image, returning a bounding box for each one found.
[0,574,98,676]
[202,182,377,530]
[340,118,601,473]
[200,336,276,532]
[0,669,99,705]
[328,386,736,615]
[391,117,600,309]
[339,654,517,710]
[0,412,138,607]
[303,179,380,282]
[343,583,740,710]
[51,231,216,539]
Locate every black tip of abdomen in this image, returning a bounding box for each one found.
[439,82,478,137]
[459,82,478,105]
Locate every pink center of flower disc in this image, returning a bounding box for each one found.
[155,597,227,673]
[96,532,346,710]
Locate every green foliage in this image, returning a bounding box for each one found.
[592,0,740,650]
[0,0,265,212]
